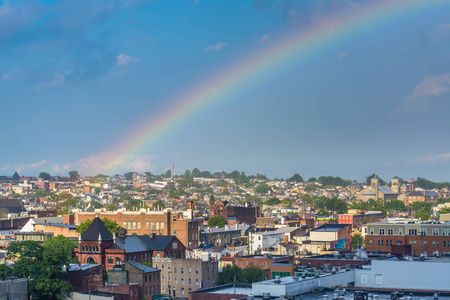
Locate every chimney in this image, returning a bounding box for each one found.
[423,190,427,197]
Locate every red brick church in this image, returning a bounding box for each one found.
[75,216,186,271]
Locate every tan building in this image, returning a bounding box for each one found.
[152,257,218,298]
[356,176,398,202]
[74,209,202,249]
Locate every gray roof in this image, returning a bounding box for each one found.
[126,261,159,273]
[377,186,396,195]
[81,217,113,241]
[408,191,439,197]
[110,235,178,253]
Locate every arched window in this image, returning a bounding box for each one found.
[87,257,96,264]
[89,246,92,251]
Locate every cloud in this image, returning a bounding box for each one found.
[409,73,450,101]
[0,165,10,171]
[204,42,226,52]
[257,34,269,44]
[1,72,10,80]
[125,155,153,173]
[15,160,48,172]
[35,70,71,91]
[429,22,450,42]
[116,54,140,66]
[407,153,450,165]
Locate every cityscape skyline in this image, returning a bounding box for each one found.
[2,0,450,181]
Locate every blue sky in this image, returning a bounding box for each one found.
[1,0,450,182]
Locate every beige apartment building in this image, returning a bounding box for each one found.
[152,257,218,298]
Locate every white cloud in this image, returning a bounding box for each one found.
[0,165,10,171]
[409,73,450,101]
[125,155,153,173]
[407,153,450,165]
[35,70,71,91]
[204,42,226,52]
[429,22,450,42]
[257,34,269,44]
[15,159,48,172]
[1,72,10,80]
[116,54,139,66]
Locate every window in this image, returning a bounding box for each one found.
[174,267,177,274]
[379,228,385,235]
[413,241,416,247]
[172,229,176,235]
[145,287,148,295]
[151,222,155,230]
[181,267,184,274]
[181,288,185,295]
[387,228,393,235]
[370,228,374,235]
[409,229,417,236]
[443,229,450,236]
[377,240,380,246]
[137,222,141,230]
[174,278,178,284]
[168,263,171,270]
[436,241,439,247]
[188,267,191,273]
[108,256,113,264]
[172,242,178,249]
[399,228,403,235]
[420,229,427,235]
[168,274,171,281]
[161,222,165,230]
[196,278,199,284]
[181,278,184,284]
[173,215,176,222]
[145,275,148,282]
[123,222,127,228]
[116,256,121,263]
[423,240,427,246]
[133,222,136,230]
[162,286,165,291]
[162,274,164,280]
[189,278,191,284]
[128,222,131,230]
[369,240,372,246]
[161,264,164,270]
[196,268,199,274]
[381,240,384,246]
[146,222,150,230]
[432,229,439,236]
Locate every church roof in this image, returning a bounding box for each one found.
[109,235,178,253]
[372,175,381,180]
[81,216,113,241]
[392,175,399,180]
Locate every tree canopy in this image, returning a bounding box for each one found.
[208,216,227,228]
[287,174,303,183]
[39,172,51,181]
[68,171,79,181]
[76,218,120,234]
[219,264,264,285]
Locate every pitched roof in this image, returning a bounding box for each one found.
[126,261,159,273]
[81,216,113,241]
[0,198,25,214]
[109,235,178,253]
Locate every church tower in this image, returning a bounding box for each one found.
[371,175,380,200]
[391,176,400,194]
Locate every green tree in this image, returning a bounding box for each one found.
[219,265,243,285]
[241,265,264,283]
[39,172,51,181]
[308,177,318,182]
[152,200,166,210]
[43,235,78,264]
[106,203,116,211]
[208,216,227,228]
[90,201,102,209]
[366,174,386,186]
[255,183,271,194]
[352,233,364,249]
[0,264,12,279]
[165,169,172,178]
[287,174,303,183]
[68,171,79,181]
[76,218,120,234]
[264,198,280,205]
[94,187,101,194]
[385,200,406,212]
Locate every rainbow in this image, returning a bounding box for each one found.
[97,0,444,174]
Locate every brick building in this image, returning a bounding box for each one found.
[152,257,219,298]
[365,220,450,256]
[74,209,202,249]
[74,217,186,271]
[123,261,161,300]
[95,283,139,300]
[404,191,440,205]
[63,264,104,293]
[338,211,383,230]
[209,199,261,225]
[234,254,295,280]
